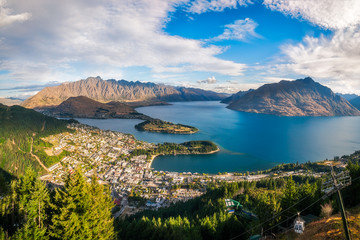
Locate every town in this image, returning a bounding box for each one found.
[41,123,331,218]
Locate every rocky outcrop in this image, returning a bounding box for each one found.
[227,77,360,116]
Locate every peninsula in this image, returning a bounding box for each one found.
[135,119,199,134]
[226,77,360,116]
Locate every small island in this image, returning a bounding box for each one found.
[135,119,198,134]
[130,140,220,161]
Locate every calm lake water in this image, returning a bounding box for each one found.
[76,101,360,173]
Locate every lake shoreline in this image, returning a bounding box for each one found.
[148,147,220,169]
[77,101,360,173]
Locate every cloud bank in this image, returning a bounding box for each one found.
[264,0,360,93]
[0,0,246,88]
[263,0,360,30]
[0,0,31,27]
[187,0,252,14]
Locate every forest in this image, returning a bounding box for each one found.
[129,140,218,160]
[0,159,359,239]
[0,104,75,176]
[0,169,114,239]
[135,119,198,134]
[115,159,360,240]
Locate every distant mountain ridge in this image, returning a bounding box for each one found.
[336,93,359,101]
[22,77,227,108]
[0,97,23,106]
[227,77,360,116]
[48,96,151,120]
[350,96,360,111]
[220,89,254,104]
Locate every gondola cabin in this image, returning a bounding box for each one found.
[294,214,305,234]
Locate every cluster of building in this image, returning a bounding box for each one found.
[41,123,325,218]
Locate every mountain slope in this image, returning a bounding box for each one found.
[336,93,359,101]
[22,77,227,108]
[220,89,254,104]
[0,98,23,106]
[278,204,360,240]
[227,77,360,116]
[49,96,150,119]
[0,104,73,176]
[350,96,360,111]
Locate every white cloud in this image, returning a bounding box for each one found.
[187,0,252,14]
[211,18,261,41]
[262,0,360,93]
[0,0,31,27]
[0,0,246,91]
[263,0,360,30]
[197,76,217,84]
[280,27,360,93]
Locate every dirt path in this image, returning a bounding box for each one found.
[29,137,50,172]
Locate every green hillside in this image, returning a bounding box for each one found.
[0,104,73,176]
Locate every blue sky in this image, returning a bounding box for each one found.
[0,0,360,98]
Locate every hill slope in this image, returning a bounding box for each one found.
[48,96,150,120]
[350,96,360,111]
[220,89,254,104]
[0,98,23,106]
[336,93,359,101]
[22,77,227,108]
[227,77,360,116]
[0,104,72,176]
[278,205,360,239]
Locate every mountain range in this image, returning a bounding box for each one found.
[0,97,23,106]
[227,77,360,116]
[350,96,360,111]
[22,77,227,109]
[220,89,254,104]
[336,93,359,101]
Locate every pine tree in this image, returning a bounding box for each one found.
[281,175,297,210]
[281,175,298,225]
[0,168,50,239]
[50,169,114,240]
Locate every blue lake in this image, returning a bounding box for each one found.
[76,101,360,173]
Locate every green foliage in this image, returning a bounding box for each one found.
[0,168,115,240]
[135,119,198,134]
[50,169,115,240]
[116,182,254,240]
[0,104,74,176]
[0,168,50,239]
[33,149,71,167]
[129,141,218,160]
[343,160,360,207]
[281,175,297,210]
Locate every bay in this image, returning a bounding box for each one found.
[76,101,360,173]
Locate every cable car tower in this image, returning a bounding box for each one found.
[322,165,352,240]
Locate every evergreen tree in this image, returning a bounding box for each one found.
[281,175,298,210]
[50,169,115,240]
[0,168,50,239]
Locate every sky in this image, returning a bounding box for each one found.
[1,0,360,98]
